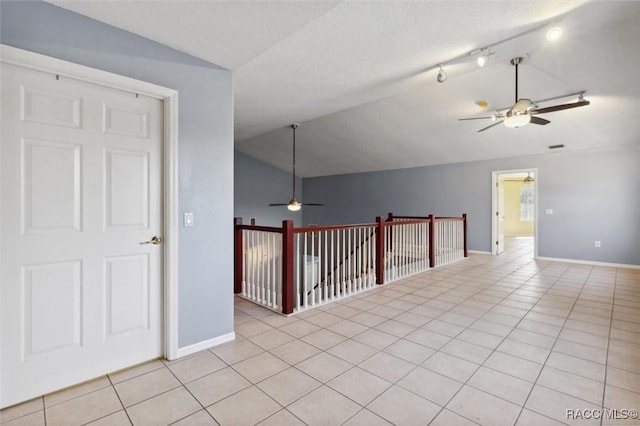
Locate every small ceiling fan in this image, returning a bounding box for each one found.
[269,124,323,211]
[459,57,590,132]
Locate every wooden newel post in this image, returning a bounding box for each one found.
[375,216,385,285]
[386,212,394,251]
[281,220,295,314]
[462,213,468,258]
[234,217,243,294]
[428,214,435,268]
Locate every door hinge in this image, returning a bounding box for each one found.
[496,182,499,188]
[496,211,499,216]
[496,240,499,245]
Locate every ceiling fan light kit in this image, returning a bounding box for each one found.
[287,199,301,211]
[504,114,530,128]
[524,172,535,183]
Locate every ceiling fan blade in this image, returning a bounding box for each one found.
[301,203,324,206]
[269,203,288,206]
[478,121,503,132]
[530,116,550,125]
[532,100,590,115]
[458,116,495,121]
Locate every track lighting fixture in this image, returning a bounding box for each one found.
[426,22,562,82]
[437,65,447,83]
[546,27,562,42]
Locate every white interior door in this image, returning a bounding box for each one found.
[1,63,164,408]
[496,179,505,255]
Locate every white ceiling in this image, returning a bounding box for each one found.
[49,0,640,177]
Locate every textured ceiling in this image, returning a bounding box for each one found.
[49,1,640,177]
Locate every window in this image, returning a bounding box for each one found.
[520,187,534,222]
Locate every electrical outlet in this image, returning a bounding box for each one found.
[594,240,601,248]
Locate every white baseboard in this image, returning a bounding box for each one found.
[536,256,640,270]
[176,332,236,358]
[468,250,492,255]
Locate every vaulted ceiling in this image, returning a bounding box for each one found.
[49,1,640,177]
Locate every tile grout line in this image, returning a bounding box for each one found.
[42,396,47,426]
[599,267,617,426]
[104,374,133,426]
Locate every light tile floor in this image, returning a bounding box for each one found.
[2,237,640,425]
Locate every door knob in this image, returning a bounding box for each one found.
[140,236,162,245]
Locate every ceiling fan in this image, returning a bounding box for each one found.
[459,57,590,132]
[269,124,323,211]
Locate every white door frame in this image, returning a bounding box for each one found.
[491,168,538,258]
[0,44,180,360]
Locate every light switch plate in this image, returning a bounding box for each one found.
[545,209,553,215]
[184,212,194,227]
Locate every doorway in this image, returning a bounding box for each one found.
[0,46,179,409]
[491,169,537,258]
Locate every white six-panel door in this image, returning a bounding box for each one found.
[0,63,163,408]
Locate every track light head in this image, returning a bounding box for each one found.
[546,27,562,42]
[477,49,491,67]
[437,65,447,83]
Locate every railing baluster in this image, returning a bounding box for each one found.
[260,231,265,303]
[249,231,254,299]
[330,230,334,300]
[311,231,315,307]
[340,229,347,296]
[295,233,300,310]
[357,227,362,291]
[322,231,327,302]
[269,233,274,307]
[242,230,247,295]
[303,233,308,309]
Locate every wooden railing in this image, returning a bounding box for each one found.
[387,213,468,268]
[234,213,467,314]
[234,219,284,312]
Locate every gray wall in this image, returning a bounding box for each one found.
[303,144,640,266]
[235,151,303,227]
[1,1,235,347]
